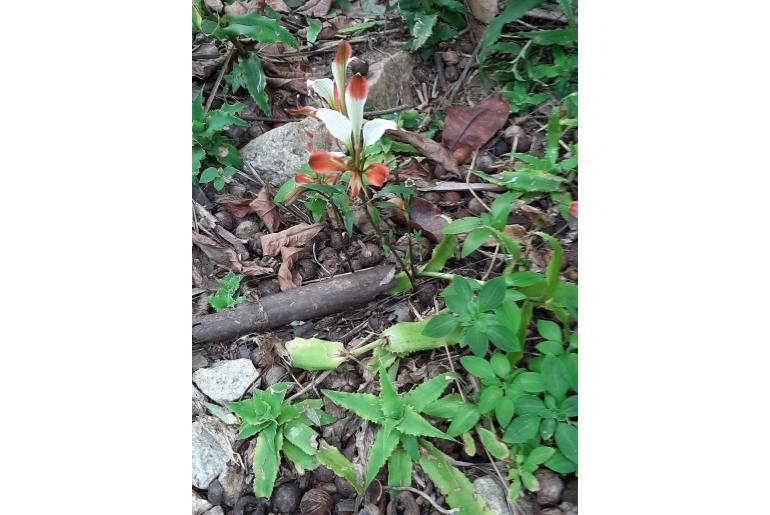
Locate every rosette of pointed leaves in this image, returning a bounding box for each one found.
[322,368,457,489]
[226,382,362,497]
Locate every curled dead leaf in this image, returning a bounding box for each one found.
[260,223,324,256]
[385,129,459,174]
[266,0,290,12]
[216,195,255,219]
[297,0,332,17]
[192,231,272,276]
[389,198,448,243]
[442,94,510,162]
[398,158,432,180]
[250,187,282,232]
[277,246,305,291]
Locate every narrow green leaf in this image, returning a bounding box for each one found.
[305,17,322,43]
[419,441,494,513]
[490,191,518,227]
[234,54,271,116]
[410,13,438,51]
[282,420,319,456]
[403,373,455,412]
[421,234,457,273]
[282,440,318,474]
[316,440,364,495]
[533,232,564,302]
[519,27,578,46]
[366,426,401,487]
[379,365,404,419]
[480,0,545,63]
[461,228,491,257]
[251,423,280,497]
[387,448,413,487]
[398,406,453,440]
[477,427,509,460]
[222,13,298,47]
[443,217,482,235]
[322,390,383,422]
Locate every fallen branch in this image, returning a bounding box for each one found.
[192,265,396,344]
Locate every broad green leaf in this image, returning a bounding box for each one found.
[316,440,364,495]
[503,415,540,443]
[515,372,545,393]
[273,178,297,204]
[561,395,578,418]
[461,228,492,257]
[524,446,556,470]
[403,373,455,412]
[519,28,577,46]
[199,167,219,184]
[399,406,452,439]
[410,13,438,51]
[562,352,578,392]
[490,191,518,227]
[540,417,556,440]
[495,301,521,336]
[366,426,400,486]
[443,217,482,235]
[282,440,318,474]
[322,390,383,422]
[192,92,204,122]
[251,423,280,497]
[379,365,404,419]
[447,408,481,437]
[477,427,509,460]
[419,441,494,514]
[422,313,460,338]
[192,146,205,174]
[490,353,511,378]
[478,385,503,414]
[282,420,319,456]
[480,0,545,63]
[507,272,544,287]
[477,277,507,311]
[465,326,489,357]
[423,394,473,419]
[488,323,519,352]
[286,337,346,370]
[556,0,576,26]
[205,102,248,135]
[305,17,322,43]
[460,356,495,380]
[233,54,270,116]
[536,320,562,342]
[555,423,577,463]
[540,355,569,399]
[536,340,564,355]
[444,292,469,316]
[462,431,477,456]
[387,448,412,487]
[222,13,298,47]
[521,469,539,491]
[544,449,577,474]
[495,396,515,428]
[422,234,457,273]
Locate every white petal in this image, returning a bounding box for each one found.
[316,108,352,147]
[310,78,335,106]
[363,119,399,148]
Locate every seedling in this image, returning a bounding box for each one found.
[192,93,246,190]
[204,272,246,312]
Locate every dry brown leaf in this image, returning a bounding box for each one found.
[260,223,324,256]
[266,77,309,95]
[216,195,254,219]
[224,0,262,15]
[192,53,228,79]
[192,232,272,276]
[467,0,498,23]
[266,0,290,12]
[389,198,448,243]
[385,129,460,174]
[277,246,305,291]
[398,158,432,180]
[250,188,281,232]
[442,94,510,162]
[483,224,527,247]
[297,0,332,17]
[204,0,225,13]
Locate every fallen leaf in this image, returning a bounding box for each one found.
[483,224,527,247]
[277,246,305,291]
[261,223,324,256]
[266,77,309,95]
[398,158,432,180]
[192,53,228,79]
[385,129,459,174]
[467,0,498,23]
[204,0,224,13]
[216,195,255,219]
[250,187,282,232]
[266,0,290,12]
[224,0,261,16]
[297,0,332,16]
[192,231,273,276]
[389,198,448,243]
[442,94,510,163]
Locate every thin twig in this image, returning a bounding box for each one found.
[204,46,235,114]
[286,370,333,402]
[386,487,459,515]
[482,243,500,281]
[442,38,482,106]
[466,151,491,212]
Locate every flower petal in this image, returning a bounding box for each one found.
[332,41,352,113]
[362,118,399,148]
[348,173,363,198]
[345,74,368,148]
[308,78,336,107]
[295,173,313,184]
[315,108,352,147]
[309,151,347,174]
[286,106,318,117]
[364,163,389,188]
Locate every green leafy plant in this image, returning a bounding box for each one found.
[204,272,246,311]
[227,382,362,498]
[505,444,557,501]
[397,0,469,53]
[192,93,246,189]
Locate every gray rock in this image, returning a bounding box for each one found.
[364,51,414,110]
[562,478,577,504]
[235,220,261,240]
[272,482,302,513]
[192,359,259,404]
[261,364,287,387]
[239,118,334,189]
[193,351,210,371]
[515,493,538,515]
[192,418,235,488]
[535,468,564,506]
[193,490,212,515]
[472,476,511,515]
[203,507,224,515]
[218,463,245,506]
[192,384,207,417]
[560,501,578,515]
[541,509,563,515]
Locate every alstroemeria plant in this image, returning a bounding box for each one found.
[288,41,399,199]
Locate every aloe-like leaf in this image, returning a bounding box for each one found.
[387,448,413,487]
[423,394,474,419]
[251,422,280,498]
[532,231,564,302]
[237,422,267,440]
[379,366,405,419]
[295,399,336,426]
[322,390,383,422]
[286,337,346,371]
[222,12,298,47]
[418,440,494,513]
[227,395,269,425]
[410,13,438,51]
[477,427,510,460]
[205,402,238,425]
[398,406,453,440]
[282,420,319,456]
[421,234,457,273]
[383,319,457,355]
[316,440,364,495]
[366,426,401,487]
[403,373,455,412]
[443,216,483,235]
[282,440,318,474]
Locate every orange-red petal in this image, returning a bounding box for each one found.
[569,200,578,218]
[309,151,347,174]
[364,163,389,187]
[295,173,313,184]
[347,73,369,102]
[333,40,352,66]
[286,106,317,117]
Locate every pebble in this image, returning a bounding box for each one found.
[235,220,261,240]
[535,468,564,506]
[218,463,245,506]
[207,479,224,506]
[335,476,357,498]
[192,359,259,404]
[203,507,224,515]
[193,491,212,515]
[472,476,509,515]
[563,478,578,504]
[256,278,280,297]
[300,488,333,515]
[191,418,234,488]
[272,482,302,513]
[444,64,459,81]
[261,364,287,387]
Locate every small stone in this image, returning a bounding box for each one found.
[442,191,462,203]
[235,220,261,240]
[444,64,459,81]
[441,50,459,65]
[366,51,415,110]
[261,364,287,387]
[203,507,224,515]
[468,197,486,215]
[313,465,335,483]
[515,492,538,515]
[218,463,245,506]
[422,192,441,204]
[300,488,333,515]
[562,478,578,504]
[192,418,234,489]
[193,351,210,371]
[192,359,259,404]
[207,479,224,506]
[493,139,511,156]
[256,279,280,297]
[472,476,510,515]
[228,182,247,198]
[415,282,437,307]
[296,258,319,280]
[560,502,578,515]
[215,210,234,231]
[392,303,413,323]
[192,384,206,417]
[476,151,496,173]
[335,476,356,498]
[193,490,212,515]
[272,482,302,513]
[534,468,564,506]
[540,509,563,515]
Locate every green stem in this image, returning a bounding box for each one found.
[350,338,384,357]
[319,192,356,273]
